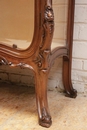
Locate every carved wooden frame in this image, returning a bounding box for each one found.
[0,0,77,128]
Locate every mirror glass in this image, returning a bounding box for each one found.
[0,0,34,49]
[51,0,68,50]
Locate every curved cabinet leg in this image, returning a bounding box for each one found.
[63,56,77,98]
[34,70,52,128]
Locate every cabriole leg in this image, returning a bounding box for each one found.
[35,70,52,128]
[63,56,77,98]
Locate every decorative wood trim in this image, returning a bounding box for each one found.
[33,0,54,71]
[0,0,77,128]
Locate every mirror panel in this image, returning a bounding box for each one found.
[0,0,34,49]
[51,0,68,50]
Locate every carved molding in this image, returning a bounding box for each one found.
[0,56,33,70]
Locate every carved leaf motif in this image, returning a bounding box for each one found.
[0,56,33,70]
[45,6,54,22]
[34,4,54,70]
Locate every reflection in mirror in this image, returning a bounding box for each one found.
[51,0,68,50]
[0,0,34,49]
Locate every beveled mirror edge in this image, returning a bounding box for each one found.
[0,0,41,58]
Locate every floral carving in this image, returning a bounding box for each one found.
[44,6,54,34]
[45,6,54,22]
[34,3,54,71]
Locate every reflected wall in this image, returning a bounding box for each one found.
[52,0,68,49]
[0,0,34,49]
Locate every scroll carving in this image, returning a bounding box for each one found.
[0,56,8,65]
[34,2,54,71]
[0,56,33,70]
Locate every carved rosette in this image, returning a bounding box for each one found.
[34,1,54,72]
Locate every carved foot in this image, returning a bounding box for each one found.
[64,89,77,98]
[39,108,52,128]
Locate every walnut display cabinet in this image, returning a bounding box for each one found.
[0,0,77,128]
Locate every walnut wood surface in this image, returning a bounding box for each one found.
[0,0,77,128]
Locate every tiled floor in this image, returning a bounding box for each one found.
[0,82,87,130]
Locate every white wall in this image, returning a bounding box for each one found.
[72,0,87,93]
[48,0,87,93]
[0,0,87,94]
